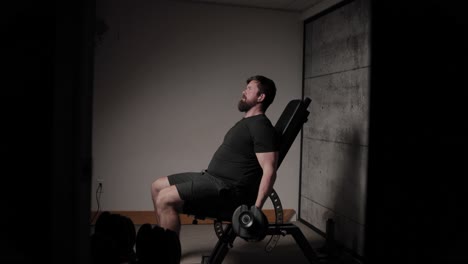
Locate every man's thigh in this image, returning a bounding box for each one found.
[167,171,226,202]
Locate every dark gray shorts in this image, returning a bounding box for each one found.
[167,171,231,202]
[168,171,257,218]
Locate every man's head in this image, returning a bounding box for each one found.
[238,75,277,113]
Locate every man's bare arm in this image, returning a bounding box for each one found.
[255,151,279,209]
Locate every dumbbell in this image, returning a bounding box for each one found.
[232,204,268,241]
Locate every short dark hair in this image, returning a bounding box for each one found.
[247,75,277,112]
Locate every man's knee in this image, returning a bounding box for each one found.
[151,177,170,195]
[156,187,183,212]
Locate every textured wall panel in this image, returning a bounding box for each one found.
[304,68,369,145]
[301,138,367,224]
[300,196,365,254]
[300,0,369,256]
[304,0,370,78]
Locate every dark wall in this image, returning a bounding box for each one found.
[2,1,94,263]
[367,0,466,262]
[2,2,53,261]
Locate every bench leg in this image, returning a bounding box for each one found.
[267,224,321,264]
[203,224,237,264]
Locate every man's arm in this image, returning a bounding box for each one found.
[255,151,279,209]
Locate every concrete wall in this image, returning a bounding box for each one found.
[300,0,370,255]
[92,0,303,213]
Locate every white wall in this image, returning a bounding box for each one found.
[92,0,303,215]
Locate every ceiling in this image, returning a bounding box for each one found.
[179,0,323,12]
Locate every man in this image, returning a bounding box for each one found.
[151,75,279,236]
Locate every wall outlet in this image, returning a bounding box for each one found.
[97,179,104,194]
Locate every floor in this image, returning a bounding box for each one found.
[91,221,362,264]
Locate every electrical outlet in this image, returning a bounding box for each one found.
[97,178,104,194]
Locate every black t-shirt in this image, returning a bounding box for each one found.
[207,114,279,191]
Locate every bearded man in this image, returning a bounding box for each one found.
[151,75,279,236]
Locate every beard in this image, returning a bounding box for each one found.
[238,98,256,112]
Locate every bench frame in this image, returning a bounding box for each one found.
[187,98,320,264]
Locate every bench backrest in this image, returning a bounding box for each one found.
[274,97,311,168]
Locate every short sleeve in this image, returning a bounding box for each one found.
[249,116,280,153]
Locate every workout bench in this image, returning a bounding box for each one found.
[184,97,321,264]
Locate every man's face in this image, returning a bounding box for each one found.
[238,80,261,112]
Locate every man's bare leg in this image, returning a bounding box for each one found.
[155,185,184,236]
[151,177,171,224]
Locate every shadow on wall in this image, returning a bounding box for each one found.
[329,128,364,255]
[90,212,181,264]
